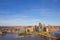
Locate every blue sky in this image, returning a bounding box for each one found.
[0,0,60,26]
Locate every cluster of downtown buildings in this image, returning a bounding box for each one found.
[19,23,60,33]
[0,23,60,34]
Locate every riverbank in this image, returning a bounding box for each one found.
[17,32,60,40]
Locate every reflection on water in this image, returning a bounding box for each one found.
[0,32,60,40]
[51,32,60,37]
[0,33,41,40]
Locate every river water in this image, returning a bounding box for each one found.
[0,32,60,40]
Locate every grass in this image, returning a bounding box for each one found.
[18,32,32,36]
[38,32,51,37]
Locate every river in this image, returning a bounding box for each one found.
[0,32,60,40]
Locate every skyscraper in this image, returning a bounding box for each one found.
[39,23,42,31]
[34,25,39,32]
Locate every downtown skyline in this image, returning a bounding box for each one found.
[0,0,60,26]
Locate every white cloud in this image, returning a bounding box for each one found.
[0,15,41,26]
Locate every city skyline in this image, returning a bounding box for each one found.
[0,0,60,26]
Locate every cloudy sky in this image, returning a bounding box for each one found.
[0,0,60,26]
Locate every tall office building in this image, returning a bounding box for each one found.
[34,25,39,32]
[39,23,42,28]
[39,23,43,31]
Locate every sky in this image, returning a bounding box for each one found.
[0,0,60,26]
